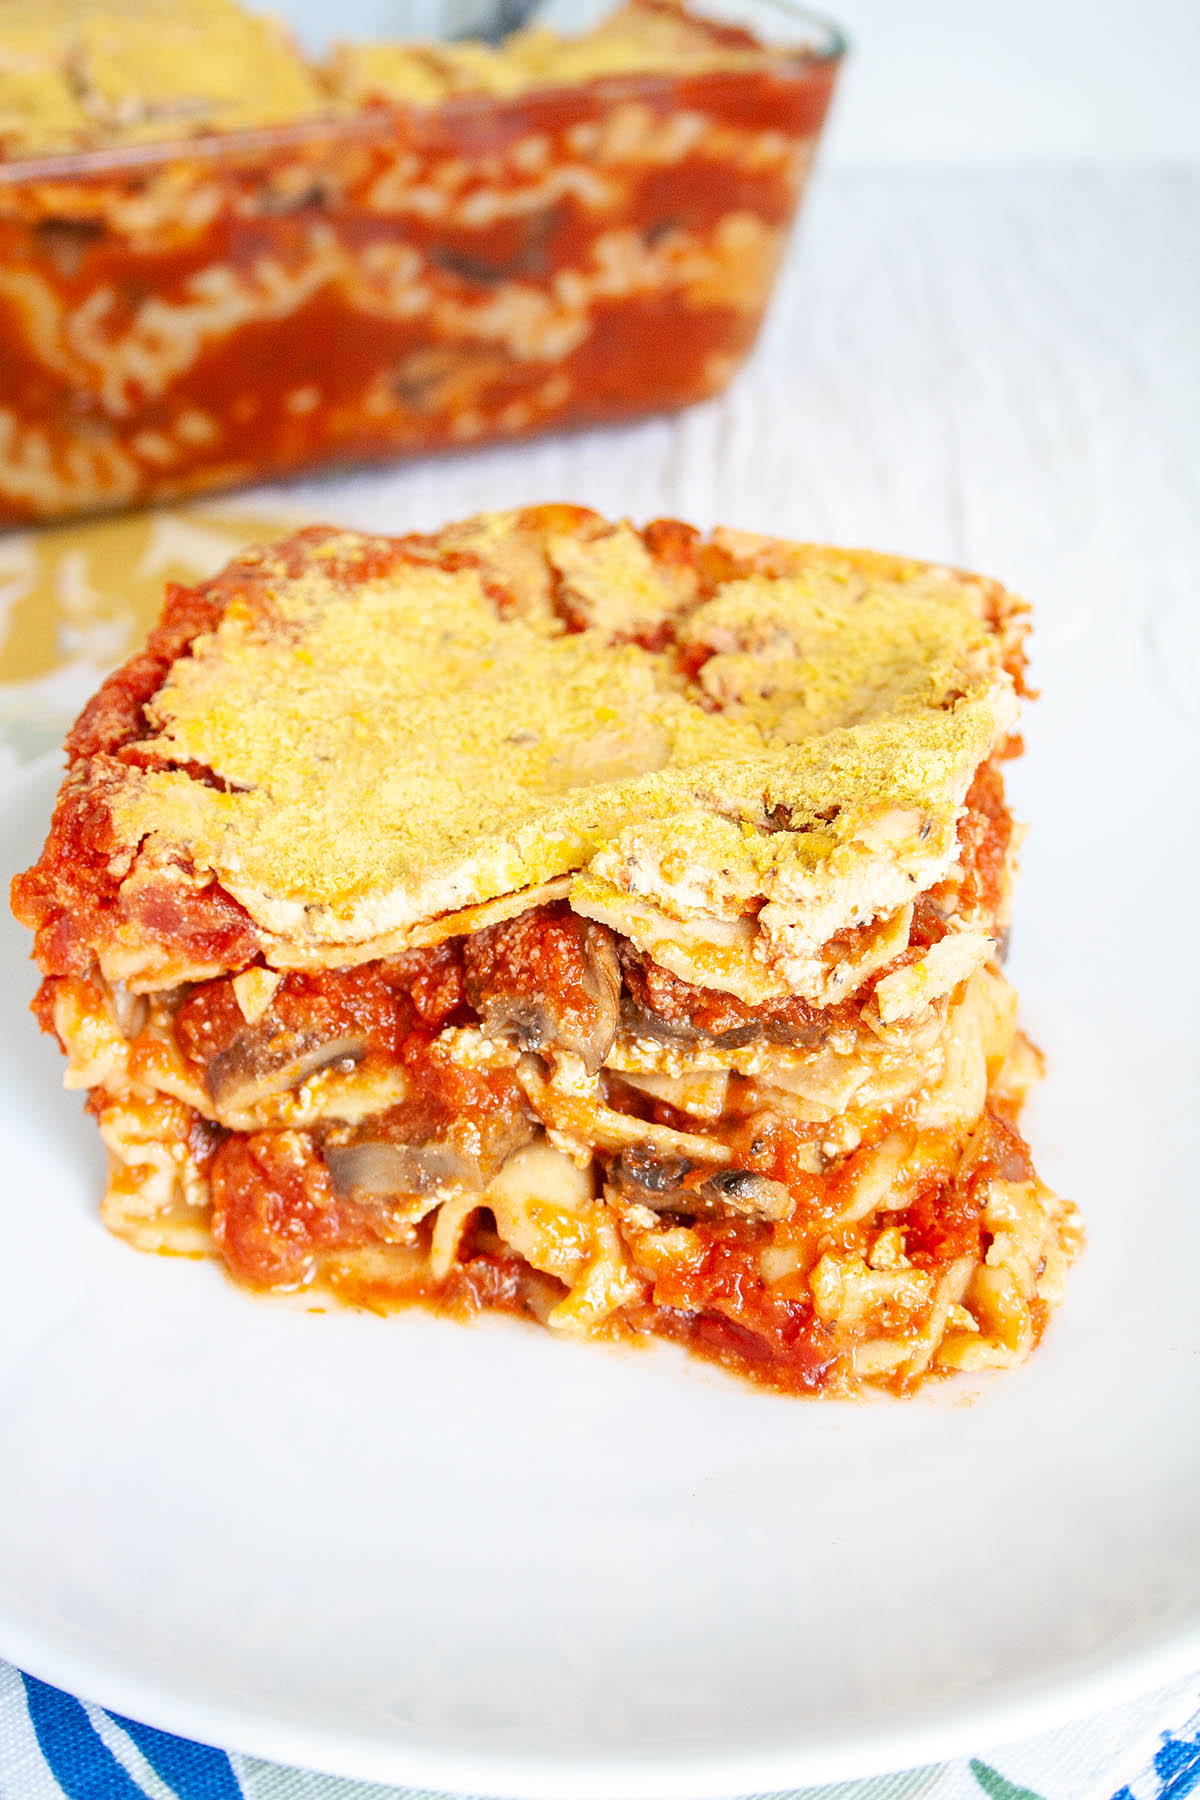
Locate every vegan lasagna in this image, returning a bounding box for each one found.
[11,508,1081,1393]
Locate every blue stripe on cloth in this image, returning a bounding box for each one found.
[20,1676,151,1800]
[1154,1724,1200,1799]
[107,1713,243,1800]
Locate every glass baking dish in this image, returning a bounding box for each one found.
[0,0,844,524]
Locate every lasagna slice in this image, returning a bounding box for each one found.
[11,508,1081,1394]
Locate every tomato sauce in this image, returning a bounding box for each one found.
[212,1130,371,1288]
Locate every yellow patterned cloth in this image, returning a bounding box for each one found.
[0,505,300,769]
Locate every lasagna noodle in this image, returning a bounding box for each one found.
[13,509,1078,1395]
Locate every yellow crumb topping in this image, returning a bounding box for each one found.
[0,0,789,154]
[0,21,87,146]
[331,2,787,107]
[0,0,324,153]
[102,513,1021,983]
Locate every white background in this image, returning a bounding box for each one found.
[821,0,1200,165]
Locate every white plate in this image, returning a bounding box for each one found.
[0,733,1197,1800]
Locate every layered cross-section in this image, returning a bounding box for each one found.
[12,508,1081,1392]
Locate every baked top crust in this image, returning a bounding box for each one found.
[0,0,807,156]
[0,0,324,152]
[331,0,801,107]
[14,507,1027,994]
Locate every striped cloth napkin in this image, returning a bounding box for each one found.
[2,1660,1198,1800]
[2,509,1197,1800]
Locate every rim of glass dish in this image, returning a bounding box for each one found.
[684,0,847,65]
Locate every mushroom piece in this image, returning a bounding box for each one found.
[324,1138,480,1200]
[324,1111,534,1201]
[620,993,833,1052]
[610,1146,791,1223]
[463,906,621,1073]
[620,994,749,1048]
[618,948,831,1052]
[206,1023,368,1112]
[698,1168,793,1222]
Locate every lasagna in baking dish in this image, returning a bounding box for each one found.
[0,0,839,524]
[11,508,1081,1393]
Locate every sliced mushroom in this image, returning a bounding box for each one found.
[207,1024,368,1112]
[33,216,107,279]
[324,1110,534,1201]
[620,994,744,1048]
[610,1146,791,1223]
[698,1168,792,1222]
[620,994,834,1052]
[324,1138,480,1200]
[463,907,620,1073]
[613,1146,697,1202]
